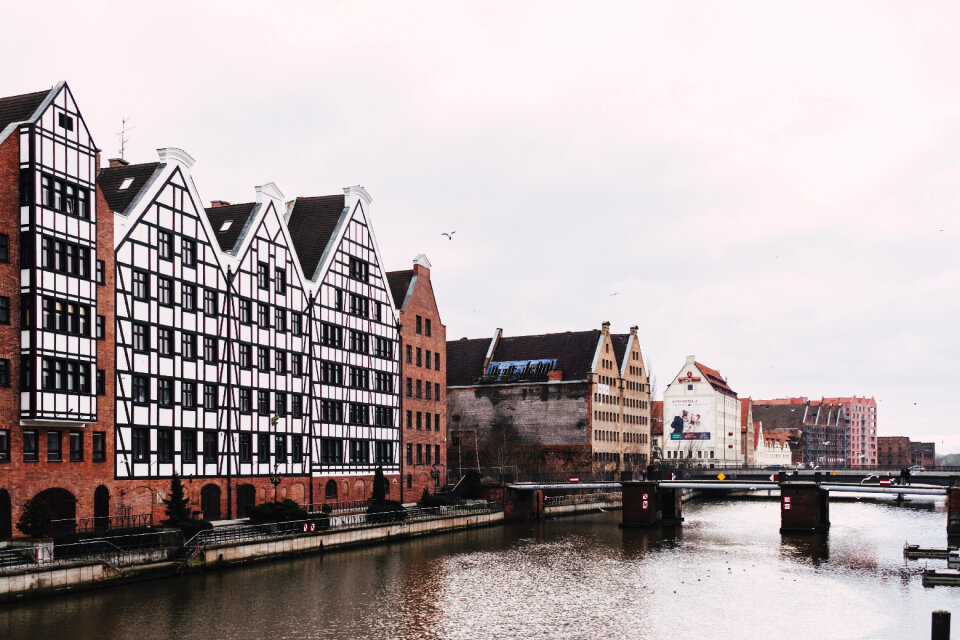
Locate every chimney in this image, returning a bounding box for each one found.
[629,325,638,336]
[601,321,610,335]
[210,200,231,208]
[482,328,502,372]
[686,355,696,365]
[413,253,432,277]
[108,157,128,168]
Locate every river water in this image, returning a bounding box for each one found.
[1,496,956,640]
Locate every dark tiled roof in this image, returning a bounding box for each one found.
[98,162,161,214]
[446,337,492,386]
[386,270,414,311]
[286,195,346,279]
[610,334,630,370]
[492,330,600,382]
[0,88,49,135]
[752,404,805,431]
[204,202,256,253]
[695,361,737,397]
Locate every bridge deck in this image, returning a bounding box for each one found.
[508,481,947,496]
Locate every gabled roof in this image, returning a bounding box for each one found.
[98,162,161,214]
[740,398,751,427]
[386,270,414,312]
[204,202,257,253]
[695,361,736,397]
[0,88,49,135]
[285,195,346,279]
[447,329,602,386]
[610,334,630,369]
[752,404,805,431]
[651,401,663,436]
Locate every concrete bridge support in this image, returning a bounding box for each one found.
[948,487,960,535]
[620,481,683,528]
[780,482,830,533]
[504,488,544,521]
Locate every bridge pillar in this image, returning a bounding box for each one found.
[780,482,830,533]
[947,487,960,535]
[620,481,683,528]
[504,488,543,521]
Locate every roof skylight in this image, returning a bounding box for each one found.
[219,220,233,232]
[118,177,134,190]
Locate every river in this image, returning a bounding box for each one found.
[0,495,956,639]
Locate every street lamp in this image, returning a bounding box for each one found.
[268,464,282,503]
[430,465,440,489]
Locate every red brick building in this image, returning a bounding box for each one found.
[387,255,447,501]
[877,436,911,467]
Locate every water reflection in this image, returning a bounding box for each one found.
[0,498,955,640]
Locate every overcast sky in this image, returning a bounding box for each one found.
[6,2,959,451]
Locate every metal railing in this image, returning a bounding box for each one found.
[302,499,371,515]
[544,491,622,507]
[0,530,180,572]
[49,513,154,535]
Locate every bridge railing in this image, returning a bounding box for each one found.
[544,491,622,507]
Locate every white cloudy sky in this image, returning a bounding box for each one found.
[6,2,959,451]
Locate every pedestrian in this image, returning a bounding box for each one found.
[899,468,907,486]
[904,467,911,486]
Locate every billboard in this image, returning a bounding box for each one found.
[668,397,712,441]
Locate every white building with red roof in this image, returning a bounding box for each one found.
[662,355,742,467]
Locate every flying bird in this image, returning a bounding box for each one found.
[441,231,456,240]
[610,292,619,297]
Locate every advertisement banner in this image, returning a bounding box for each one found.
[667,397,712,441]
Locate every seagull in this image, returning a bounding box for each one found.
[441,231,456,240]
[610,292,619,297]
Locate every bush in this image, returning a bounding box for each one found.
[418,488,456,508]
[180,519,213,541]
[247,499,308,524]
[17,497,53,538]
[366,500,406,524]
[460,470,482,500]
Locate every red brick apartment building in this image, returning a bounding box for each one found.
[0,82,409,535]
[387,255,447,501]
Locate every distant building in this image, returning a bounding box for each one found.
[446,323,651,479]
[821,396,877,466]
[741,398,756,466]
[752,400,850,467]
[662,356,742,467]
[910,441,935,467]
[877,436,911,467]
[651,401,663,460]
[387,255,447,501]
[752,422,792,467]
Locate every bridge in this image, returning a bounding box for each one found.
[502,479,960,534]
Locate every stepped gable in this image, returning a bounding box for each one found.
[446,337,491,386]
[98,162,161,214]
[0,88,49,134]
[386,269,414,311]
[285,194,346,279]
[694,361,736,397]
[204,202,257,253]
[491,330,601,381]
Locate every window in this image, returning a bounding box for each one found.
[320,438,343,464]
[23,430,38,462]
[239,388,252,413]
[349,294,369,317]
[182,239,196,267]
[183,382,196,409]
[0,297,9,324]
[204,289,218,316]
[350,330,368,354]
[349,257,369,282]
[132,375,149,403]
[426,444,432,465]
[416,348,422,367]
[374,337,392,359]
[321,400,343,423]
[257,262,270,289]
[132,428,148,462]
[434,414,440,431]
[406,377,412,397]
[21,293,32,328]
[182,284,196,311]
[275,350,286,375]
[275,268,286,293]
[182,430,196,462]
[406,345,412,363]
[239,433,252,463]
[158,231,173,260]
[416,315,422,334]
[275,435,287,463]
[406,444,413,465]
[426,350,432,369]
[350,439,370,464]
[0,234,8,263]
[435,352,440,371]
[91,432,105,462]
[239,299,252,324]
[416,380,422,398]
[258,390,270,415]
[158,328,172,356]
[374,371,393,393]
[204,384,218,410]
[158,429,173,462]
[41,358,90,393]
[375,441,393,464]
[406,410,412,429]
[425,383,432,400]
[96,369,105,395]
[258,434,270,462]
[350,367,369,389]
[58,112,74,131]
[19,354,32,390]
[435,444,440,465]
[0,359,8,387]
[42,298,90,336]
[47,431,62,462]
[96,259,105,285]
[349,403,370,425]
[204,336,218,363]
[416,412,422,430]
[258,303,269,327]
[158,378,173,406]
[97,315,105,340]
[291,354,303,377]
[41,236,90,278]
[182,333,197,360]
[416,444,423,465]
[425,412,432,430]
[434,382,440,400]
[292,436,303,463]
[321,323,342,347]
[334,288,343,310]
[258,347,270,371]
[425,318,431,337]
[203,431,218,464]
[375,302,382,322]
[239,343,252,368]
[276,392,287,417]
[292,395,303,419]
[275,307,285,332]
[322,362,342,385]
[133,270,149,299]
[18,170,32,207]
[291,312,302,336]
[374,406,394,427]
[158,276,173,305]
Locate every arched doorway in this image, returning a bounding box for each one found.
[93,486,110,531]
[201,484,221,520]
[324,480,338,501]
[35,488,76,536]
[237,484,256,518]
[354,480,365,500]
[0,489,11,540]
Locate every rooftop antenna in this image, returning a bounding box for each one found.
[118,116,133,159]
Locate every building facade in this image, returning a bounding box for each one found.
[662,356,742,467]
[753,399,850,467]
[387,254,447,500]
[877,436,911,468]
[821,396,877,466]
[446,322,651,479]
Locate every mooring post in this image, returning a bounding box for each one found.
[620,481,661,528]
[780,481,830,533]
[931,610,950,640]
[947,487,960,535]
[504,488,543,521]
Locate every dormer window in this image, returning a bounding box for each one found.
[219,220,233,232]
[119,177,134,190]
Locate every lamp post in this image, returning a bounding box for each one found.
[430,465,440,490]
[268,464,282,503]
